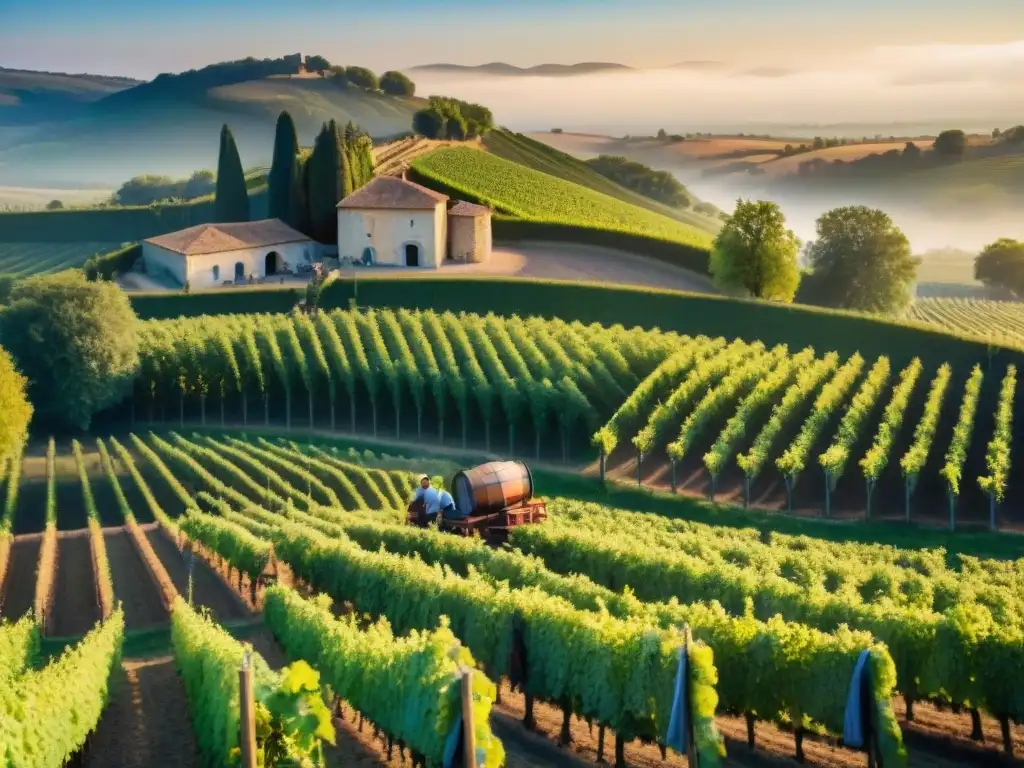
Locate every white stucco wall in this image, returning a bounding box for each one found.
[145,240,315,289]
[337,205,446,268]
[141,243,188,286]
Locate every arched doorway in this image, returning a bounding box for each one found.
[265,251,282,276]
[361,247,375,266]
[404,243,420,267]
[234,262,245,281]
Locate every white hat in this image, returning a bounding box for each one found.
[418,474,429,483]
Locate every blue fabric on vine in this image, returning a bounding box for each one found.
[843,648,871,748]
[443,712,463,768]
[665,645,689,753]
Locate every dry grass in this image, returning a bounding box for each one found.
[700,152,780,168]
[372,136,482,176]
[758,140,937,174]
[656,137,793,157]
[0,185,112,209]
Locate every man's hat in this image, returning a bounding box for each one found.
[418,474,429,483]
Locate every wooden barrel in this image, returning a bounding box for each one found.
[451,461,535,517]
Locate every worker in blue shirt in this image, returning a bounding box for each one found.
[412,475,459,523]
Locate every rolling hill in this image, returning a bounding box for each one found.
[409,146,713,274]
[887,155,1024,211]
[482,129,721,233]
[0,69,422,188]
[0,67,139,124]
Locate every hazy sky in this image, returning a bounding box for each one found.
[2,0,1024,78]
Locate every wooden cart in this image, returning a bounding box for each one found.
[406,460,547,546]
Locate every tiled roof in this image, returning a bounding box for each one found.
[448,200,492,217]
[337,176,448,210]
[143,218,311,256]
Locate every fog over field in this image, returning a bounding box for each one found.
[414,41,1024,136]
[416,41,1024,253]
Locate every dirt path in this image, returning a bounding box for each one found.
[125,241,718,296]
[494,683,990,768]
[104,528,168,630]
[83,655,197,768]
[0,533,41,619]
[145,525,251,622]
[49,530,98,637]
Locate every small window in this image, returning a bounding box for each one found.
[410,219,414,227]
[212,265,220,281]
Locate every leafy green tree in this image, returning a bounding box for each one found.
[45,200,63,210]
[0,270,138,430]
[710,199,800,301]
[805,206,918,314]
[303,54,331,74]
[380,71,416,96]
[933,129,967,158]
[345,66,379,90]
[413,108,445,138]
[214,124,249,222]
[0,343,32,459]
[975,238,1024,297]
[268,111,300,225]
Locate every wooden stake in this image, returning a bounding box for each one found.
[460,667,477,768]
[683,625,698,768]
[239,649,257,768]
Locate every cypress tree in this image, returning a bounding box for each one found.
[214,124,249,222]
[361,146,375,187]
[308,122,346,243]
[292,151,312,237]
[268,111,299,224]
[342,144,355,199]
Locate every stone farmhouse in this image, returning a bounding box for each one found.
[337,175,492,268]
[140,175,492,289]
[142,219,315,290]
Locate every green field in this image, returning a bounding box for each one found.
[908,297,1024,345]
[482,129,721,233]
[884,155,1024,211]
[411,147,715,250]
[0,242,122,277]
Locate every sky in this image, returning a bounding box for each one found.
[2,0,1024,78]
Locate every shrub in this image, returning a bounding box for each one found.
[83,243,142,281]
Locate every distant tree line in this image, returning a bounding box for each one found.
[264,112,375,243]
[413,97,494,140]
[108,171,216,206]
[794,126,1024,181]
[584,155,692,208]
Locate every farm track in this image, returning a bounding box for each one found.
[0,533,41,619]
[88,458,129,527]
[892,699,1024,766]
[104,527,168,630]
[12,479,46,534]
[49,530,98,637]
[145,525,251,622]
[56,478,87,530]
[83,655,198,768]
